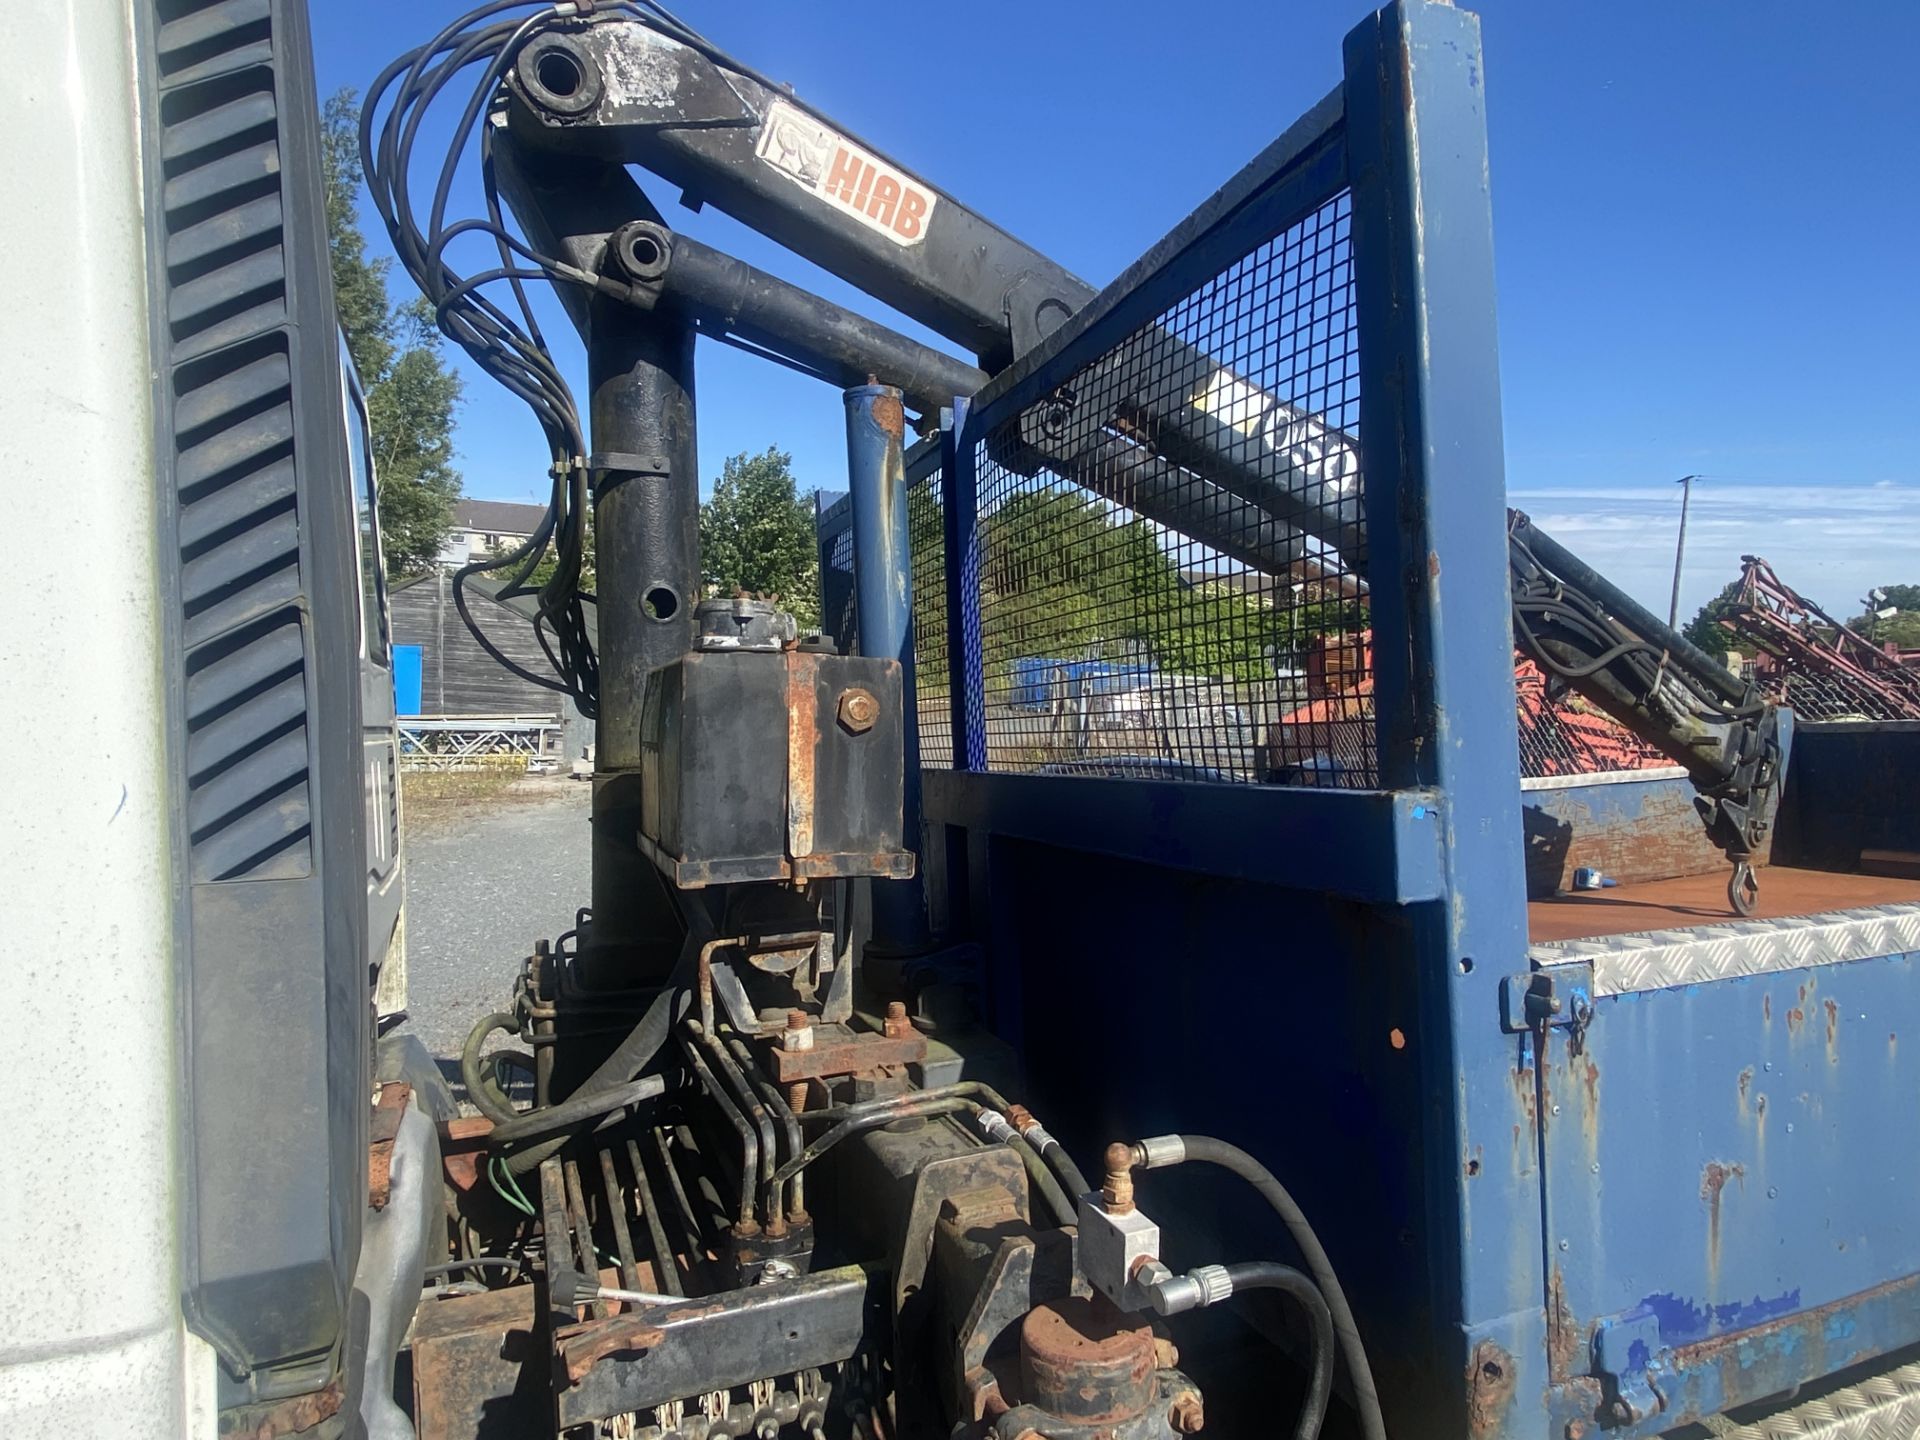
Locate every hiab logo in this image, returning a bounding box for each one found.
[755,99,935,246]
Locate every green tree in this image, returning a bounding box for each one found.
[321,89,462,577]
[700,448,820,624]
[1682,578,1745,656]
[1850,587,1920,652]
[1854,584,1920,647]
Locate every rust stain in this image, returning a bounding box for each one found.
[870,390,905,441]
[1737,1066,1753,1117]
[784,651,819,859]
[1464,1145,1483,1178]
[1786,1005,1805,1036]
[555,1314,666,1384]
[1824,998,1840,1063]
[1702,1161,1746,1284]
[1465,1340,1517,1439]
[1546,1265,1581,1380]
[246,1381,343,1440]
[1763,992,1772,1024]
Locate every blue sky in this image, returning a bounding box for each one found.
[314,1,1919,622]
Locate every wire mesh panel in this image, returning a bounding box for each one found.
[818,505,856,653]
[1513,660,1673,779]
[968,191,1370,785]
[910,466,953,768]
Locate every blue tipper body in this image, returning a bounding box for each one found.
[823,3,1920,1433]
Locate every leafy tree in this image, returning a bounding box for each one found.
[1853,583,1920,645]
[974,483,1328,684]
[700,448,820,625]
[1853,584,1920,648]
[321,89,462,577]
[1682,578,1745,656]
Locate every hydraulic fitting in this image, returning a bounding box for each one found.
[1077,1190,1162,1311]
[1101,1141,1135,1214]
[1132,1134,1187,1170]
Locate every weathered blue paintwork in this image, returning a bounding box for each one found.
[845,383,931,952]
[836,3,1920,1435]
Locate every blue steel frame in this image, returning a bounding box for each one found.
[841,3,1920,1438]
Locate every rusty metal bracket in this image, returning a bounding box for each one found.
[368,1082,412,1210]
[1501,965,1595,1036]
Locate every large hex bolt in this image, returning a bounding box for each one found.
[837,687,879,734]
[882,1000,913,1040]
[1168,1390,1205,1434]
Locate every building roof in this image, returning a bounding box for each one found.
[452,498,547,534]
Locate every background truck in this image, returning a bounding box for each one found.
[3,0,1916,1437]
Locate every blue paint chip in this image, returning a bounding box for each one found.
[1641,1289,1804,1346]
[1411,805,1426,819]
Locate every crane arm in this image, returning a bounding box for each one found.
[463,8,1786,913]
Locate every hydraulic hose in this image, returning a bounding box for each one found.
[1165,1136,1386,1440]
[1221,1262,1334,1440]
[486,1072,672,1146]
[461,1012,522,1125]
[502,930,699,1175]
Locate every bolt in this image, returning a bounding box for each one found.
[883,1000,912,1040]
[837,688,879,734]
[1559,1239,1570,1252]
[1102,1141,1136,1214]
[1551,1103,1562,1116]
[1154,1336,1181,1368]
[1005,1102,1036,1135]
[1768,1186,1778,1199]
[1168,1391,1205,1434]
[780,1010,815,1052]
[788,1080,809,1113]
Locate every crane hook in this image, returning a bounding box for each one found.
[1728,860,1758,917]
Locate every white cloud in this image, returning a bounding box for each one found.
[1507,481,1919,620]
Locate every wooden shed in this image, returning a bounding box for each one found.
[389,571,594,761]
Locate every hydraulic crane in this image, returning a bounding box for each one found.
[359,3,1791,1435]
[373,3,1783,922]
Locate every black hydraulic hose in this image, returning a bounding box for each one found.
[1220,1262,1334,1440]
[794,1082,1079,1226]
[461,1012,521,1125]
[1172,1136,1386,1440]
[1031,1134,1092,1200]
[1005,1130,1079,1229]
[487,1072,673,1147]
[770,1097,977,1190]
[502,934,698,1175]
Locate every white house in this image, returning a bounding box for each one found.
[437,498,548,567]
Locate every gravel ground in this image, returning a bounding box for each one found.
[398,776,593,1071]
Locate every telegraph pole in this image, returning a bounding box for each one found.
[1668,474,1701,629]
